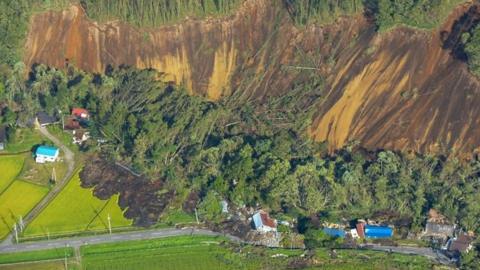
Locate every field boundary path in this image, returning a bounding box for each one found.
[0,125,75,247]
[0,228,242,253]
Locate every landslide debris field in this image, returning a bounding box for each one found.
[24,0,480,155]
[80,157,173,227]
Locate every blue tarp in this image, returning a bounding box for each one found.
[323,228,345,238]
[365,225,393,239]
[36,146,59,157]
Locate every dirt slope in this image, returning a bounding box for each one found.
[310,3,480,155]
[24,0,480,156]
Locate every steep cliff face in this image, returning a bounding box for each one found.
[24,0,480,155]
[24,0,288,100]
[310,3,480,155]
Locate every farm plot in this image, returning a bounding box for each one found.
[0,181,48,239]
[81,235,251,270]
[24,172,131,238]
[0,155,26,194]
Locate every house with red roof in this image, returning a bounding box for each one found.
[72,108,89,119]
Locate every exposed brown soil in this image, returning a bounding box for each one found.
[80,156,173,226]
[24,0,480,157]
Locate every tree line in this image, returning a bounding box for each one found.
[80,0,242,27]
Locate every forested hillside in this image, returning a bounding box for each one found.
[2,65,480,268]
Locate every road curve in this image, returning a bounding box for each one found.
[0,228,242,253]
[0,126,75,246]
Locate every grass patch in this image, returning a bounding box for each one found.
[4,129,44,154]
[16,152,68,186]
[46,125,80,155]
[0,181,48,239]
[24,172,131,238]
[0,247,73,265]
[310,249,434,270]
[81,235,251,270]
[158,208,196,226]
[79,235,436,270]
[0,154,26,194]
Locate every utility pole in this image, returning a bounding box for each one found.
[194,208,199,224]
[13,223,18,243]
[107,214,112,234]
[64,245,68,270]
[51,168,57,184]
[18,216,24,232]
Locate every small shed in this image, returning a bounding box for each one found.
[364,225,393,239]
[356,222,366,239]
[64,117,81,130]
[35,146,59,163]
[252,210,277,232]
[0,126,6,151]
[323,228,345,238]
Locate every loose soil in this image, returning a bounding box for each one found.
[80,157,173,226]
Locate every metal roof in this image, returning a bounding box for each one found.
[36,146,59,157]
[365,225,393,239]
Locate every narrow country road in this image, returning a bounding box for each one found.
[0,228,242,253]
[360,244,453,265]
[0,125,75,246]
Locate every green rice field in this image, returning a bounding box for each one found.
[24,172,131,238]
[0,155,26,194]
[0,181,48,239]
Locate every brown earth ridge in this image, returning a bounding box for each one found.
[24,0,480,156]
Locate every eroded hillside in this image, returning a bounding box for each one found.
[24,0,480,155]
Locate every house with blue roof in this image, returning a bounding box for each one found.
[364,225,393,239]
[252,210,277,232]
[35,146,59,163]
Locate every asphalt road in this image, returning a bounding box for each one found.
[1,125,76,246]
[0,228,241,253]
[361,244,453,265]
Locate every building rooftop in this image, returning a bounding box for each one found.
[449,233,475,253]
[72,108,89,118]
[253,211,276,229]
[36,112,57,125]
[36,145,59,157]
[365,225,393,239]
